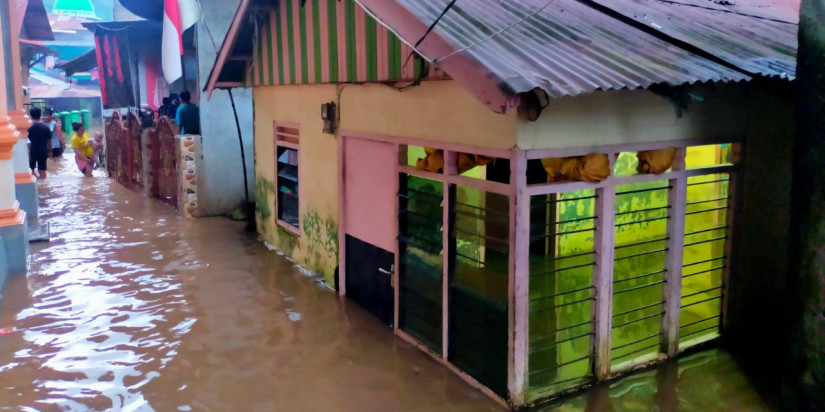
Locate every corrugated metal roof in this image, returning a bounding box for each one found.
[388,0,750,98]
[593,0,798,79]
[639,0,799,24]
[55,48,97,76]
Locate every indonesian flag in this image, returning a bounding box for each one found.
[162,0,201,83]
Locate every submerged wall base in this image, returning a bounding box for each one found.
[0,215,29,276]
[15,178,38,222]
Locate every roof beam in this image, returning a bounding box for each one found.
[355,0,517,113]
[205,0,254,98]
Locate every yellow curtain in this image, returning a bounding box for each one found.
[417,147,676,180]
[637,148,677,174]
[541,153,610,183]
[416,148,495,174]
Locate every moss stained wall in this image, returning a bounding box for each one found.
[254,84,340,284]
[253,80,517,286]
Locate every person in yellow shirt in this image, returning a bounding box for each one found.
[70,122,94,177]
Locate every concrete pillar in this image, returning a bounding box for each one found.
[0,3,28,279]
[4,0,36,222]
[0,119,27,276]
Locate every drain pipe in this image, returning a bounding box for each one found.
[193,1,254,230]
[227,89,254,231]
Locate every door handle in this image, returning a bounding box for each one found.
[379,265,395,288]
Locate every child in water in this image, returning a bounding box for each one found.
[90,132,105,170]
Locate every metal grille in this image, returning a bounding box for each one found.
[397,174,443,353]
[527,190,597,396]
[680,174,730,346]
[449,186,509,397]
[149,117,178,209]
[611,181,670,369]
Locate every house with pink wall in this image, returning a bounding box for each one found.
[205,0,798,407]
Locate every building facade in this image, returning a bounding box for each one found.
[206,0,798,407]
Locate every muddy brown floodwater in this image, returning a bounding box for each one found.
[0,159,778,411]
[0,160,500,411]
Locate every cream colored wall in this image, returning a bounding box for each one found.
[517,84,749,149]
[341,81,517,149]
[253,80,516,286]
[254,84,338,285]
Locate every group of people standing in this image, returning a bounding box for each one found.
[25,90,199,180]
[158,90,200,135]
[27,107,104,179]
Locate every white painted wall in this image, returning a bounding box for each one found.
[0,158,15,210]
[517,84,748,149]
[12,135,26,173]
[196,0,255,216]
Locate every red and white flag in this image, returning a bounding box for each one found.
[162,0,201,83]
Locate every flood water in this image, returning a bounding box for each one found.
[534,348,778,411]
[0,159,776,411]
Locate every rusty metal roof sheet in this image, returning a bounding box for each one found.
[387,0,750,98]
[593,0,798,79]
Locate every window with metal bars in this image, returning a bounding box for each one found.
[528,190,597,396]
[611,181,670,369]
[397,174,444,353]
[680,173,730,346]
[449,185,509,397]
[523,142,739,399]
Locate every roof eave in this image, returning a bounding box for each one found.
[22,0,55,41]
[55,48,97,76]
[204,0,254,99]
[355,0,516,113]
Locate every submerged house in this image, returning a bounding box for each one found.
[206,0,798,407]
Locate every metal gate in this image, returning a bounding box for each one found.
[150,117,178,209]
[105,111,143,190]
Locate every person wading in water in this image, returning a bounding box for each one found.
[44,108,64,160]
[70,122,94,177]
[28,107,52,179]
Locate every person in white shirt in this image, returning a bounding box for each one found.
[43,108,65,160]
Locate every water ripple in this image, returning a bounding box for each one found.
[0,159,503,412]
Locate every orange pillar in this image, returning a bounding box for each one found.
[0,120,21,216]
[5,0,37,222]
[0,0,29,277]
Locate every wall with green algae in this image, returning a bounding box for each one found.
[255,177,339,285]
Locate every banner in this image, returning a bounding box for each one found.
[93,29,135,109]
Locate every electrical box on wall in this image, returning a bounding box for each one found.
[321,102,337,134]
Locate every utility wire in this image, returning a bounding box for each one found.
[195,0,220,52]
[402,0,457,69]
[193,0,254,223]
[353,0,435,63]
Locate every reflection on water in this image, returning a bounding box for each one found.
[0,161,499,411]
[0,160,775,411]
[535,349,775,412]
